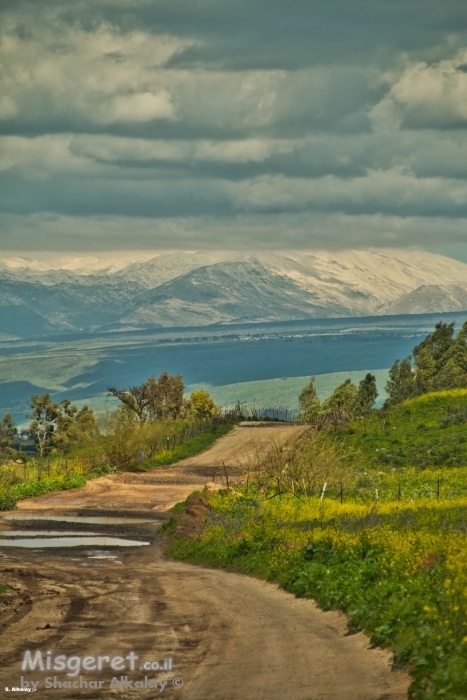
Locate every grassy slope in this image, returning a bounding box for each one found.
[168,390,467,699]
[340,389,467,470]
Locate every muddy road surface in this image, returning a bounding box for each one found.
[0,424,409,699]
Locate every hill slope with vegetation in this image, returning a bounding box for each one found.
[168,320,467,700]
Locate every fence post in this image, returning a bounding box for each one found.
[320,482,327,501]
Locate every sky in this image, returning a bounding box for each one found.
[1,0,467,259]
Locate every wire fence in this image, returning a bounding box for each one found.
[223,403,300,422]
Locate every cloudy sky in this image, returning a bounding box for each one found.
[2,0,467,258]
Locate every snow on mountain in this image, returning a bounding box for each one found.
[260,249,467,314]
[1,248,467,336]
[114,252,232,289]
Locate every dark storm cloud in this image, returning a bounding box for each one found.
[1,0,467,253]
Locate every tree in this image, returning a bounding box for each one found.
[357,373,378,414]
[55,402,98,450]
[28,394,61,457]
[108,372,186,423]
[385,357,417,406]
[0,413,16,452]
[148,372,185,420]
[299,377,321,423]
[27,395,94,456]
[412,321,456,391]
[187,390,220,419]
[434,321,467,389]
[321,378,359,423]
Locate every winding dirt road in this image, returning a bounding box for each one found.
[0,424,409,699]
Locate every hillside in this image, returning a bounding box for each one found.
[1,249,467,337]
[340,389,467,470]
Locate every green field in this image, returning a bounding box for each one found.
[193,369,389,413]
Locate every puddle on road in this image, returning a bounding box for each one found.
[0,536,149,548]
[86,551,120,559]
[3,515,155,525]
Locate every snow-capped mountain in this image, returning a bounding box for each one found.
[1,249,466,337]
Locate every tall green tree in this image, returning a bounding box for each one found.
[433,321,467,389]
[385,357,417,406]
[299,377,321,423]
[357,373,378,414]
[321,378,359,423]
[412,321,456,391]
[0,413,16,452]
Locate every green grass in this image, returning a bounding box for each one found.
[0,473,87,511]
[339,389,467,471]
[168,488,467,700]
[149,422,236,466]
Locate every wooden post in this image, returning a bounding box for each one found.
[223,462,230,489]
[320,482,327,501]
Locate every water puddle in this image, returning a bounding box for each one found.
[0,537,149,548]
[86,551,120,559]
[3,515,155,525]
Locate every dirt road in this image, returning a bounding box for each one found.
[0,424,409,699]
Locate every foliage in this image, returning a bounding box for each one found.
[27,394,97,457]
[54,402,99,451]
[299,377,321,422]
[321,377,359,422]
[386,321,467,406]
[299,374,378,426]
[254,429,353,497]
[0,413,16,456]
[28,394,61,457]
[0,473,86,511]
[357,372,379,414]
[108,372,185,422]
[186,390,220,419]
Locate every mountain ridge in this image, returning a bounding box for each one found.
[1,249,466,337]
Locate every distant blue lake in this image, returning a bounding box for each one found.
[1,311,465,421]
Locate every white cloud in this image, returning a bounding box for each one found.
[70,134,297,163]
[103,91,175,123]
[370,50,467,129]
[0,23,189,126]
[227,169,467,212]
